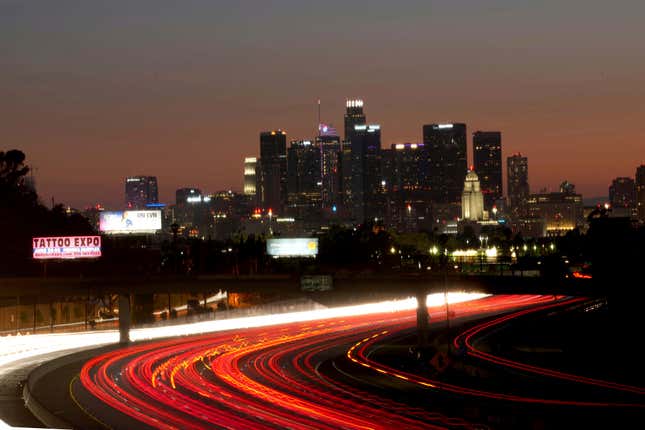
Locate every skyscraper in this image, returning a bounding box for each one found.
[609,177,635,211]
[125,176,158,209]
[243,157,257,198]
[317,130,342,210]
[287,140,321,218]
[350,124,383,222]
[636,165,645,222]
[473,131,502,210]
[507,154,529,217]
[422,123,467,207]
[344,99,366,143]
[383,143,431,231]
[259,130,287,214]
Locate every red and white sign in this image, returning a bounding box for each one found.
[32,236,102,260]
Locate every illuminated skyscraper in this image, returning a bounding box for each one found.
[243,157,257,207]
[636,165,645,222]
[507,154,529,217]
[125,176,158,209]
[473,131,502,210]
[350,124,382,222]
[259,130,287,214]
[422,123,467,206]
[344,99,366,143]
[316,130,342,210]
[383,143,431,231]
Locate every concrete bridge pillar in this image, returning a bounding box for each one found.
[118,293,131,345]
[416,290,429,349]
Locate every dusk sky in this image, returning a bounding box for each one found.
[2,0,644,209]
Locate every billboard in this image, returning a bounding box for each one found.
[32,236,101,260]
[99,210,162,234]
[267,238,318,258]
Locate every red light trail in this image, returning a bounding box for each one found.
[74,295,643,429]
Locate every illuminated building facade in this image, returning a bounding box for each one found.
[461,170,485,221]
[259,130,288,214]
[473,131,502,210]
[423,123,467,221]
[526,181,584,236]
[317,131,343,211]
[383,143,431,231]
[243,157,257,199]
[344,99,366,143]
[125,176,158,209]
[507,153,529,217]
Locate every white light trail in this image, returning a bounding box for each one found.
[0,292,488,428]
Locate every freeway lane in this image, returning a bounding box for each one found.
[72,294,550,429]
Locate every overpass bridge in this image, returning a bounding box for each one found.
[0,273,595,343]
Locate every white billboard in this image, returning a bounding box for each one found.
[99,210,162,234]
[267,238,318,258]
[33,236,101,260]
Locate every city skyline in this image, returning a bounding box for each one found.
[2,1,644,208]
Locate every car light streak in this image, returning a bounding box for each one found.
[348,296,645,408]
[452,298,645,395]
[76,293,495,429]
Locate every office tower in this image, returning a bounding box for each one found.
[422,123,468,206]
[507,153,529,217]
[384,143,431,230]
[636,165,645,222]
[259,130,288,214]
[125,176,158,209]
[340,142,353,215]
[461,169,485,221]
[175,188,202,205]
[287,140,321,218]
[473,131,502,209]
[317,130,342,210]
[526,181,584,236]
[344,99,366,143]
[350,124,383,222]
[173,187,209,232]
[609,177,636,211]
[243,157,257,198]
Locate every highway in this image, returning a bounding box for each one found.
[72,294,558,429]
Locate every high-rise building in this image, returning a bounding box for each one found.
[636,165,645,222]
[383,143,431,231]
[609,177,636,217]
[243,157,257,198]
[259,130,288,214]
[344,99,366,143]
[287,140,321,219]
[461,170,485,221]
[473,131,502,210]
[350,124,383,222]
[125,176,158,209]
[317,131,342,210]
[526,182,584,236]
[175,187,202,205]
[507,154,529,217]
[422,123,467,207]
